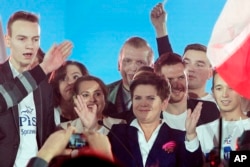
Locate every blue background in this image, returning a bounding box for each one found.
[0,0,226,92]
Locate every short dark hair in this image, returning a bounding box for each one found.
[119,36,154,65]
[183,43,207,55]
[154,52,183,74]
[130,71,171,101]
[36,47,45,63]
[211,69,218,90]
[7,11,39,36]
[49,60,89,107]
[137,66,154,73]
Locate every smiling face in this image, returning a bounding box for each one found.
[132,84,167,124]
[212,73,242,113]
[119,44,152,90]
[160,63,188,104]
[6,20,40,72]
[77,80,106,116]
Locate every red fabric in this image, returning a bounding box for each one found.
[216,35,250,98]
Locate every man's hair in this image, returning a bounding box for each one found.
[130,71,171,101]
[119,36,154,65]
[183,43,207,55]
[154,52,184,74]
[7,11,39,36]
[36,47,45,63]
[136,66,154,73]
[211,69,218,90]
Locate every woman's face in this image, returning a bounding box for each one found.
[59,64,83,101]
[132,84,167,124]
[77,80,106,116]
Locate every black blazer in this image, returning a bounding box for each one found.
[108,123,203,167]
[0,61,55,167]
[187,98,220,126]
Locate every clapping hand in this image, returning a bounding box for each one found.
[185,102,202,141]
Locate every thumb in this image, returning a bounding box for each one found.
[65,125,75,139]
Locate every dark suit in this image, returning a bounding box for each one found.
[188,99,220,126]
[0,61,55,167]
[108,123,203,167]
[106,80,134,122]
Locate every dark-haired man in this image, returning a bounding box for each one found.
[151,3,214,103]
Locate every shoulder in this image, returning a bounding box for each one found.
[59,118,81,130]
[188,98,219,112]
[200,93,216,103]
[0,61,11,82]
[110,123,137,134]
[161,123,185,135]
[107,80,122,89]
[104,117,126,125]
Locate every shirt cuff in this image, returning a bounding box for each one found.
[184,136,199,152]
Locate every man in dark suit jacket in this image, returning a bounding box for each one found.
[107,36,172,122]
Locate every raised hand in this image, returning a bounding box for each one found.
[36,126,75,163]
[185,102,202,141]
[73,95,99,131]
[40,40,73,74]
[84,131,113,159]
[150,3,167,37]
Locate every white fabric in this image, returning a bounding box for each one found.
[54,107,61,126]
[14,92,37,167]
[196,118,250,161]
[131,119,162,167]
[60,117,126,135]
[207,0,250,67]
[162,110,187,131]
[184,136,199,153]
[130,119,199,166]
[10,62,38,167]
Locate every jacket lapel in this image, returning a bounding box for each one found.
[128,126,144,167]
[1,61,20,132]
[33,86,42,147]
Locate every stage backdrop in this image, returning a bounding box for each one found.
[0,0,226,92]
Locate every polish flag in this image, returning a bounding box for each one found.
[0,18,8,64]
[207,0,250,98]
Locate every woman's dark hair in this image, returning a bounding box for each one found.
[73,75,108,101]
[49,60,89,107]
[130,71,171,101]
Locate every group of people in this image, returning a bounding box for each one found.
[1,2,250,167]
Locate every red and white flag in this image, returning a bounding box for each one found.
[0,17,8,64]
[207,0,250,98]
